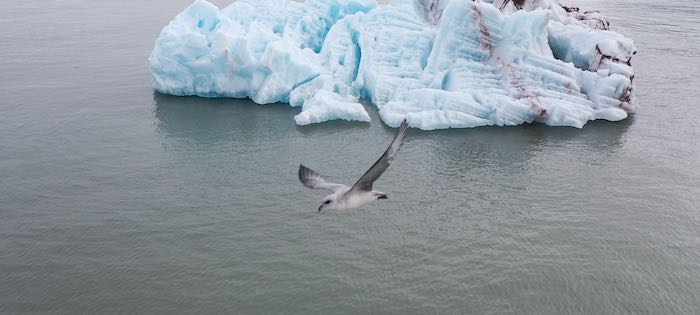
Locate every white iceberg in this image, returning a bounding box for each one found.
[149,0,636,129]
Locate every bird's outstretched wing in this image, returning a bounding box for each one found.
[298,165,348,192]
[350,118,408,192]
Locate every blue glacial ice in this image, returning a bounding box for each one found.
[149,0,637,129]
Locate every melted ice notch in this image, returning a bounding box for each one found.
[150,0,637,129]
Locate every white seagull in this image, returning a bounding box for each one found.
[299,119,408,212]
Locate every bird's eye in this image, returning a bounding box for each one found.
[325,200,331,204]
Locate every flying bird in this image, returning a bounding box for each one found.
[299,119,408,212]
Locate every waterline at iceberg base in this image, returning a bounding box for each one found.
[149,0,636,130]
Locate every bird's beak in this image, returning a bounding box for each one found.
[317,206,322,212]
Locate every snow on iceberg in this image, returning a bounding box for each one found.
[149,0,637,129]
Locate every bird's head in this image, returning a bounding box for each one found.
[318,195,338,212]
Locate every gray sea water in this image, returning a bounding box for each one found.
[1,0,699,314]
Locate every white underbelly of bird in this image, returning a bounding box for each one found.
[298,119,408,212]
[336,190,387,210]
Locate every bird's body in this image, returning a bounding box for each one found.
[298,119,408,212]
[329,189,387,210]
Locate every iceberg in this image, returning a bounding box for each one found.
[149,0,636,129]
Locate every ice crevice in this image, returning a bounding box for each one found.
[149,0,637,129]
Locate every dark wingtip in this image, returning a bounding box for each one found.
[398,118,409,144]
[298,164,306,181]
[298,164,317,184]
[378,194,388,199]
[399,118,409,136]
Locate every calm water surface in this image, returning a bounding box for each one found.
[1,0,699,314]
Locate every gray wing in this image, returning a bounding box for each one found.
[298,164,348,192]
[350,118,408,192]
